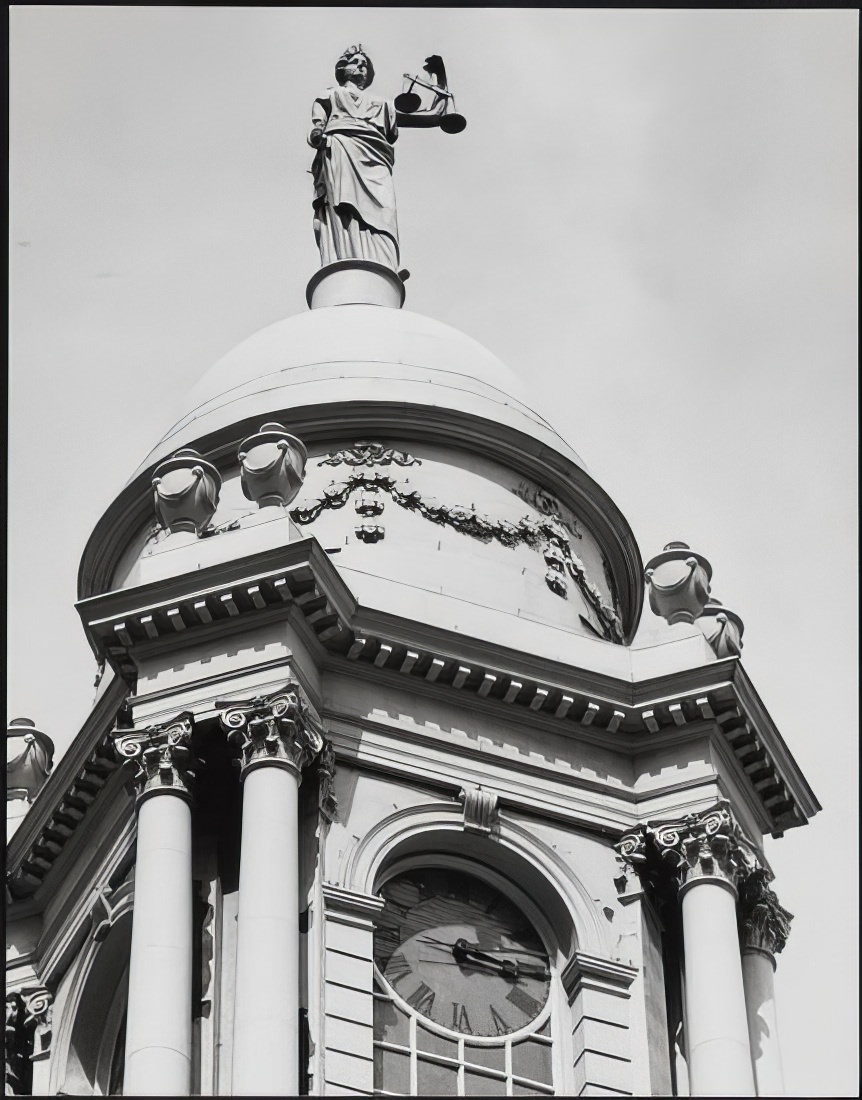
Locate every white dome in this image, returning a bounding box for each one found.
[138,305,586,477]
[81,296,642,643]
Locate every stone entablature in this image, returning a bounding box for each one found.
[75,538,813,841]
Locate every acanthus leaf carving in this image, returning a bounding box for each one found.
[316,738,338,822]
[512,482,583,539]
[615,804,758,899]
[113,713,196,802]
[318,441,421,468]
[738,866,793,955]
[216,684,323,777]
[651,803,746,889]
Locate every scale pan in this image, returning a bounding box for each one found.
[394,92,422,113]
[440,113,467,134]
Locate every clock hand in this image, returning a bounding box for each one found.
[453,940,551,982]
[416,936,545,958]
[414,938,550,981]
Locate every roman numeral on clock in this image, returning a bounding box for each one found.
[489,1004,510,1036]
[386,953,412,985]
[451,1002,473,1033]
[407,982,436,1014]
[506,984,542,1018]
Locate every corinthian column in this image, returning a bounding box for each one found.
[653,804,755,1097]
[218,686,323,1096]
[738,868,792,1096]
[115,715,196,1096]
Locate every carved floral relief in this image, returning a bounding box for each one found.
[293,445,623,642]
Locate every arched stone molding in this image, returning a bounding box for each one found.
[329,798,633,1096]
[49,890,133,1096]
[339,799,613,963]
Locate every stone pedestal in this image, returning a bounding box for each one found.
[306,260,406,309]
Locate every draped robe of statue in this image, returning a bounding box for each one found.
[309,85,400,270]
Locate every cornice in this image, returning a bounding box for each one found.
[325,626,813,837]
[76,536,355,681]
[6,676,128,901]
[41,534,815,896]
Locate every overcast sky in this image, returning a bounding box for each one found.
[8,7,858,1094]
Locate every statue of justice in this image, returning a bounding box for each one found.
[308,47,466,273]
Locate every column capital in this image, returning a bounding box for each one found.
[114,712,196,805]
[316,738,338,822]
[22,987,53,1063]
[738,867,793,956]
[653,802,748,893]
[216,683,323,779]
[616,802,753,896]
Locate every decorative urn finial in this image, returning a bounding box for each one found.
[151,448,222,535]
[7,717,54,803]
[7,717,55,838]
[696,597,744,657]
[644,541,712,625]
[238,423,307,508]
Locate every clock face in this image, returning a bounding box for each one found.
[374,867,551,1037]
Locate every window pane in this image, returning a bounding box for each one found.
[463,1043,506,1071]
[374,1045,411,1093]
[512,1039,553,1084]
[465,1068,507,1095]
[374,998,410,1046]
[418,1056,459,1095]
[417,1025,458,1059]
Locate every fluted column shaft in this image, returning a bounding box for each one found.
[117,718,195,1096]
[218,686,323,1097]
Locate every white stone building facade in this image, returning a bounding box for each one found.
[6,263,818,1097]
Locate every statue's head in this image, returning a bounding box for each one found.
[335,45,375,89]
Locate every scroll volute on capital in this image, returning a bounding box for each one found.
[238,422,308,508]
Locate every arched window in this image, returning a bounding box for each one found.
[371,855,567,1096]
[51,906,131,1095]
